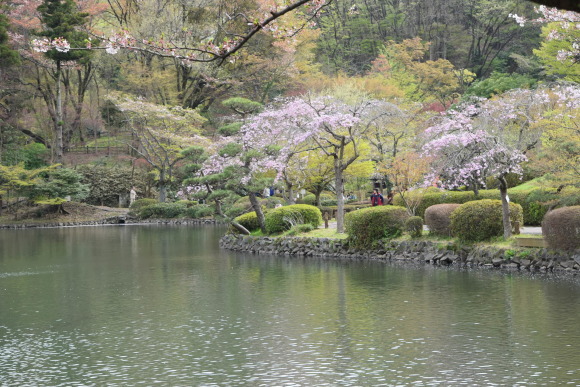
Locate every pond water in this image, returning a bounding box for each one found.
[1,225,579,385]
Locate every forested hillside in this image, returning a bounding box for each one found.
[0,0,578,226]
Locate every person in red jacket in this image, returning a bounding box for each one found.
[370,189,384,206]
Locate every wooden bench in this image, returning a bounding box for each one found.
[515,237,547,248]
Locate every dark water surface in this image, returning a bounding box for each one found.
[1,225,579,385]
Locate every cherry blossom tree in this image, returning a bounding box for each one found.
[235,87,393,233]
[422,84,580,238]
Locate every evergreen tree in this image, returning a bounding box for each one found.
[36,0,93,163]
[0,14,19,68]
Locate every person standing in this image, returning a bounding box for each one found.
[370,189,384,206]
[129,187,137,206]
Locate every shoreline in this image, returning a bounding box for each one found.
[0,217,221,229]
[220,234,580,277]
[3,218,577,279]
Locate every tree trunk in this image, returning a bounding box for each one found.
[214,198,250,235]
[315,191,321,207]
[472,180,480,196]
[498,175,512,239]
[286,185,295,205]
[335,167,345,233]
[159,169,167,203]
[55,61,64,164]
[249,191,267,234]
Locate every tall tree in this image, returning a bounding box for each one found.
[34,0,93,163]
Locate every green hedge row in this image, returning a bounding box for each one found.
[393,187,579,225]
[134,201,212,219]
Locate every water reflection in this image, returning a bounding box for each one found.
[1,225,579,385]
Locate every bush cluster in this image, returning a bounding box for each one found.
[264,204,322,234]
[393,187,579,226]
[299,193,334,206]
[424,204,461,237]
[78,165,146,207]
[175,200,198,208]
[130,198,158,211]
[345,206,409,249]
[286,223,316,236]
[450,200,523,242]
[183,204,213,219]
[542,206,580,251]
[405,216,423,238]
[138,202,187,219]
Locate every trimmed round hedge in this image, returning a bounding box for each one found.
[542,206,580,251]
[264,204,322,234]
[424,203,461,236]
[345,205,409,249]
[450,199,523,242]
[234,211,261,232]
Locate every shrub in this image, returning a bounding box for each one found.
[130,198,158,211]
[345,206,409,249]
[286,223,316,236]
[392,187,580,226]
[300,193,334,206]
[320,198,338,206]
[78,164,147,207]
[450,200,523,242]
[264,204,322,234]
[234,196,252,207]
[183,204,213,219]
[175,200,198,208]
[424,204,461,236]
[542,206,580,251]
[234,211,261,232]
[265,196,286,208]
[138,202,187,219]
[405,216,423,238]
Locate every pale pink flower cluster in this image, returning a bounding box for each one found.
[422,84,579,189]
[197,92,388,189]
[510,6,580,63]
[31,37,70,52]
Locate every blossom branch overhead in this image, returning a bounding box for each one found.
[30,0,331,64]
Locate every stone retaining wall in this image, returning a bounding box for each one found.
[220,234,580,274]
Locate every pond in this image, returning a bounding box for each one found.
[1,225,579,385]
